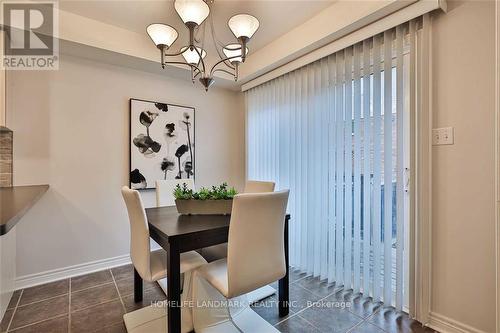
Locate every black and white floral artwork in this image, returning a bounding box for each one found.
[130,99,195,190]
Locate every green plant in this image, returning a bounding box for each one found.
[173,183,194,200]
[173,182,238,200]
[193,187,211,200]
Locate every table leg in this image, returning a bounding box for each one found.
[134,268,143,302]
[279,217,289,317]
[167,242,181,333]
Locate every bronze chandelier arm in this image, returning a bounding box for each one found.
[221,57,235,70]
[192,66,203,79]
[210,55,240,76]
[163,61,202,73]
[163,49,186,57]
[193,46,206,73]
[208,13,234,69]
[212,68,235,77]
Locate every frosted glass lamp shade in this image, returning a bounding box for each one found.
[181,46,206,64]
[174,0,209,26]
[223,43,249,63]
[228,14,259,39]
[147,24,178,48]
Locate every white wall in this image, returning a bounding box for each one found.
[6,54,245,279]
[430,1,496,332]
[4,2,498,332]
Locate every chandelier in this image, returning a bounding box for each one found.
[146,0,259,91]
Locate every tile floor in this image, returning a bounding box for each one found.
[0,265,436,333]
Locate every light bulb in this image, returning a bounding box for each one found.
[181,46,207,65]
[223,44,249,63]
[147,24,178,48]
[174,0,210,26]
[228,14,259,39]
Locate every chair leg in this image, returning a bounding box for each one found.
[226,303,243,333]
[134,268,143,302]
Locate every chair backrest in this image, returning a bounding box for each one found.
[156,179,195,207]
[243,180,275,193]
[121,186,151,280]
[226,190,289,298]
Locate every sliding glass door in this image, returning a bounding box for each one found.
[246,22,419,310]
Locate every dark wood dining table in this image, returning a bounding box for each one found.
[137,206,290,333]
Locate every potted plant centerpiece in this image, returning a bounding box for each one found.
[173,182,237,215]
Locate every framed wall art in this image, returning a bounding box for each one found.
[129,98,195,190]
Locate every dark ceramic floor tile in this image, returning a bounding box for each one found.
[9,295,68,330]
[288,284,324,313]
[71,283,119,312]
[70,300,124,333]
[349,321,386,333]
[289,268,307,282]
[299,305,363,332]
[275,315,321,333]
[348,296,382,319]
[71,270,113,292]
[251,284,319,319]
[115,276,159,298]
[1,268,423,333]
[328,289,355,302]
[110,264,133,282]
[94,322,127,333]
[294,276,337,298]
[327,291,382,319]
[251,295,291,325]
[7,290,21,309]
[1,309,13,332]
[369,307,436,333]
[19,280,69,306]
[122,286,166,312]
[9,316,68,333]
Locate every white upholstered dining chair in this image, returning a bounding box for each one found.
[192,190,289,332]
[199,180,275,263]
[243,180,275,193]
[121,186,206,289]
[121,186,207,332]
[156,179,195,207]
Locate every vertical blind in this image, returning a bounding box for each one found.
[246,20,420,309]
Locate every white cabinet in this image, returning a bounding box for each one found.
[0,185,49,320]
[0,226,16,320]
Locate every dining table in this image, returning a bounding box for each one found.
[138,205,290,333]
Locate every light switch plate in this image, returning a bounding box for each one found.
[432,127,454,145]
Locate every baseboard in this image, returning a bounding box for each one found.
[14,243,164,290]
[15,254,132,290]
[428,312,488,333]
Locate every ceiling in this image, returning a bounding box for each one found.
[59,0,335,80]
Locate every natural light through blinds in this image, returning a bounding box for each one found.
[246,20,421,309]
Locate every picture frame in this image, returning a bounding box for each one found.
[129,98,195,190]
